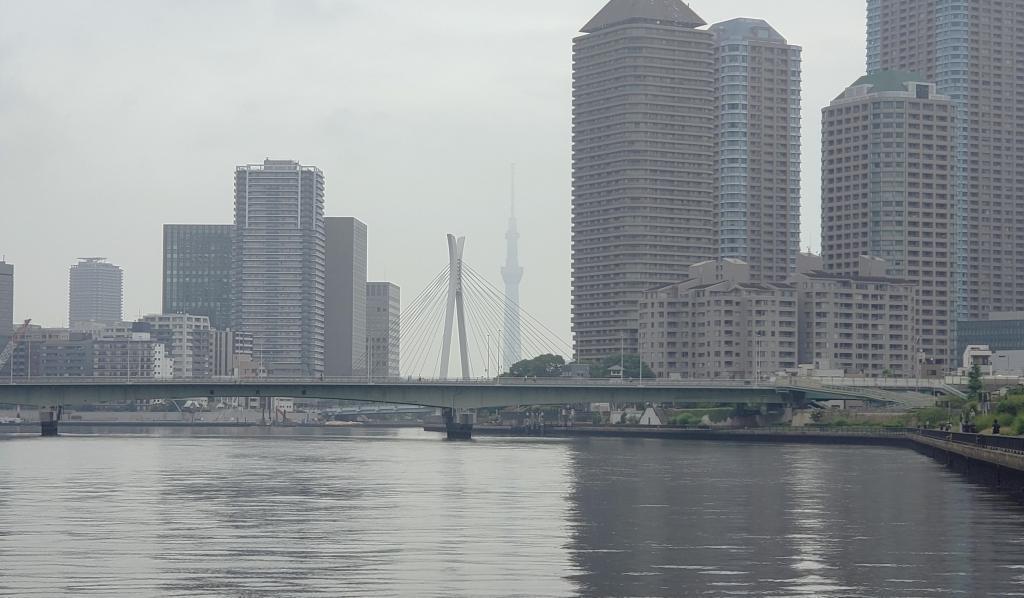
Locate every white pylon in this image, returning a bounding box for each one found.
[440,234,471,380]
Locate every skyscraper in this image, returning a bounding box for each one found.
[325,217,367,377]
[821,73,954,370]
[366,282,400,377]
[0,260,12,338]
[710,18,802,282]
[69,258,123,330]
[501,167,523,367]
[867,0,1023,320]
[572,0,716,361]
[233,159,325,377]
[162,224,234,330]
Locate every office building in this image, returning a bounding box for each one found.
[367,282,400,377]
[142,314,212,379]
[69,258,123,330]
[639,260,799,380]
[867,0,1024,320]
[162,224,234,330]
[710,18,801,282]
[571,0,716,361]
[0,260,12,339]
[821,73,954,369]
[957,312,1024,357]
[793,257,920,377]
[233,159,326,377]
[325,217,367,377]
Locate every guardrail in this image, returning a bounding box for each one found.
[911,428,1024,455]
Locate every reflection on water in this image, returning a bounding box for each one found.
[1,427,1023,597]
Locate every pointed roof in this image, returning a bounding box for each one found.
[581,0,706,33]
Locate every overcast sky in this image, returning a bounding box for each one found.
[0,0,866,366]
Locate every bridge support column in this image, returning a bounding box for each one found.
[39,407,60,437]
[443,408,474,440]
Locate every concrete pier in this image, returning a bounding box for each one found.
[39,409,59,437]
[442,408,474,440]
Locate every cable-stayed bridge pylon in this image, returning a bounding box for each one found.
[354,235,571,380]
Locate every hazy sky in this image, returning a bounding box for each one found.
[0,0,866,362]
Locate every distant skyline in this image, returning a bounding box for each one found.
[0,0,868,344]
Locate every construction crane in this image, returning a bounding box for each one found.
[0,319,32,373]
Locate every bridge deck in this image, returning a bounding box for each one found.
[0,377,943,409]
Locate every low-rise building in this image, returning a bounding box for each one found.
[211,329,255,379]
[957,312,1024,358]
[793,257,921,377]
[142,314,212,379]
[639,260,799,380]
[92,324,161,379]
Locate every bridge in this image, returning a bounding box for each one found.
[0,376,951,438]
[0,235,959,438]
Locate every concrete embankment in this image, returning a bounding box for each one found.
[423,424,911,446]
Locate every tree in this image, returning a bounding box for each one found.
[589,354,655,379]
[968,363,983,400]
[504,354,566,378]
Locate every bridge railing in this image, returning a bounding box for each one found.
[2,376,775,389]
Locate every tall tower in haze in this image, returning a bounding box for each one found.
[501,166,523,368]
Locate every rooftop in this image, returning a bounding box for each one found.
[709,18,788,45]
[581,0,706,33]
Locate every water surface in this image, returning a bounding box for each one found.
[1,427,1022,597]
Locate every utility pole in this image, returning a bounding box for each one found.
[638,330,643,384]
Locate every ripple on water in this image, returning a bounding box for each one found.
[1,431,1023,597]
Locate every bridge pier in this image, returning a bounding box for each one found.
[39,407,61,437]
[443,408,474,440]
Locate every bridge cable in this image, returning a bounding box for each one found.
[461,264,574,357]
[460,268,572,360]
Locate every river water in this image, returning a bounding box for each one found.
[1,427,1023,597]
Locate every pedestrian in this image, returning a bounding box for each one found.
[993,419,1001,435]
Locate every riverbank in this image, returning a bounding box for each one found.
[424,424,1024,501]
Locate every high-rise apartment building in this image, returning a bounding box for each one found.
[366,282,400,377]
[325,217,367,377]
[162,224,234,330]
[821,73,954,369]
[0,260,12,338]
[233,159,326,377]
[710,18,801,282]
[572,0,716,361]
[867,0,1023,320]
[69,258,123,330]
